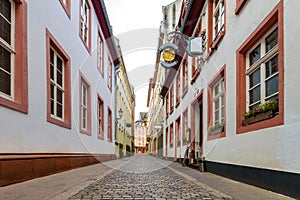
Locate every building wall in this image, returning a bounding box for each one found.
[162,0,300,174]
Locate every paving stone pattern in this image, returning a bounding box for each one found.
[68,159,232,200]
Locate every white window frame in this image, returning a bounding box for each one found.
[213,0,225,40]
[246,25,279,111]
[212,78,224,126]
[80,0,90,44]
[0,0,15,100]
[81,81,88,130]
[50,47,65,121]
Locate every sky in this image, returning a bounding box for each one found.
[103,0,176,120]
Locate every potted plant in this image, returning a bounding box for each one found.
[242,100,278,125]
[208,122,224,135]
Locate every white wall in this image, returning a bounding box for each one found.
[0,0,115,154]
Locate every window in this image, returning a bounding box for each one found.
[236,2,283,134]
[182,59,188,96]
[246,27,279,111]
[208,0,226,51]
[170,85,174,113]
[97,95,104,139]
[107,108,112,142]
[235,0,247,15]
[165,93,169,117]
[97,29,104,76]
[80,73,91,135]
[46,30,71,128]
[175,69,180,106]
[79,0,91,52]
[172,4,176,28]
[107,58,112,91]
[208,66,226,140]
[0,0,28,113]
[169,123,173,148]
[50,48,65,120]
[59,0,71,18]
[182,109,189,145]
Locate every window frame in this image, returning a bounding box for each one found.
[246,26,279,111]
[175,117,181,147]
[236,2,284,134]
[207,66,226,141]
[79,72,91,135]
[182,58,188,97]
[46,29,71,129]
[169,123,173,148]
[59,0,71,18]
[97,94,104,140]
[97,27,104,77]
[107,57,113,91]
[182,109,189,145]
[79,0,91,53]
[107,107,113,142]
[208,0,226,53]
[175,69,181,107]
[0,0,28,114]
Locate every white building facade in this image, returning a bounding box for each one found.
[0,0,120,186]
[155,0,300,197]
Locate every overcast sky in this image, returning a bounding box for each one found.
[103,0,176,120]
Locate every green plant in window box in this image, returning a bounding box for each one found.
[208,123,224,135]
[243,100,278,119]
[243,101,278,125]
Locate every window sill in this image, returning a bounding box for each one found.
[0,97,28,114]
[47,116,71,129]
[80,129,91,136]
[207,131,226,141]
[191,68,201,84]
[211,31,225,51]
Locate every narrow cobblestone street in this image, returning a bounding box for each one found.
[67,155,232,200]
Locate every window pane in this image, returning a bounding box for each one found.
[249,44,261,66]
[249,68,261,88]
[0,0,11,21]
[0,45,11,72]
[57,71,63,87]
[266,75,278,97]
[0,69,10,95]
[250,85,261,104]
[57,103,63,118]
[266,28,278,53]
[51,99,54,115]
[214,110,219,124]
[266,56,278,78]
[50,83,54,99]
[0,15,11,44]
[57,89,63,104]
[215,99,220,110]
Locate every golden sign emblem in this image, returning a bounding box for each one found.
[162,49,176,62]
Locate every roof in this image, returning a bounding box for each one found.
[91,0,120,67]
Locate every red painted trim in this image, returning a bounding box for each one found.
[46,29,71,129]
[169,123,173,148]
[107,57,113,92]
[182,58,188,98]
[79,72,92,135]
[207,65,226,141]
[236,2,284,134]
[79,0,92,54]
[59,0,71,19]
[208,0,226,55]
[97,27,105,77]
[235,0,247,15]
[0,1,28,114]
[97,94,104,140]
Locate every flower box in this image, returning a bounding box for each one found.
[242,110,274,126]
[209,127,223,135]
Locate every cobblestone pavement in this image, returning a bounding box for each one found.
[68,155,232,200]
